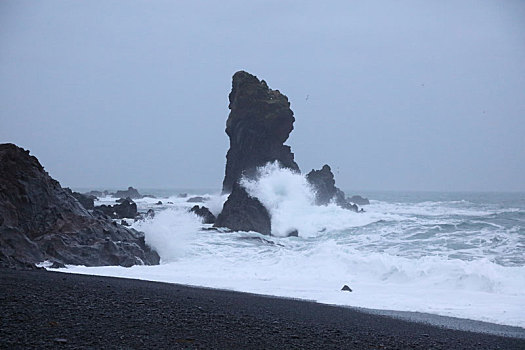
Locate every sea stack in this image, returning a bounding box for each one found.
[221,71,299,193]
[306,165,358,212]
[0,143,159,269]
[215,71,299,234]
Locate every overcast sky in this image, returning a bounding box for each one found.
[1,0,524,192]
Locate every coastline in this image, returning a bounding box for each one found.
[1,268,524,349]
[50,266,525,339]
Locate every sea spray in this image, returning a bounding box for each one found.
[133,207,202,262]
[204,193,229,217]
[240,162,379,237]
[56,190,525,327]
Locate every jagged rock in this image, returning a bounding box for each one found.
[216,71,300,235]
[0,143,159,269]
[114,199,137,218]
[306,165,358,212]
[187,196,206,203]
[222,71,299,194]
[348,195,370,206]
[94,198,137,219]
[189,205,216,224]
[112,187,142,199]
[68,190,95,210]
[215,184,271,235]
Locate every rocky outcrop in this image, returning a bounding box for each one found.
[70,190,96,210]
[190,205,216,224]
[348,195,370,206]
[0,144,159,269]
[187,196,207,203]
[112,187,142,199]
[306,165,358,212]
[94,198,138,219]
[215,184,271,235]
[216,71,300,235]
[222,71,299,194]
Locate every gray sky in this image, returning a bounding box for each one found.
[1,0,524,192]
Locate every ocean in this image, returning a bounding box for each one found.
[62,165,525,328]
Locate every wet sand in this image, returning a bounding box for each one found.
[1,268,524,349]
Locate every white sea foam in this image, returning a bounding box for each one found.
[241,162,387,237]
[60,232,525,327]
[53,166,525,328]
[133,207,202,262]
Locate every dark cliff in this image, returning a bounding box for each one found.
[0,143,159,269]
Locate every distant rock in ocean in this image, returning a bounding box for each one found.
[189,205,216,224]
[348,195,370,206]
[187,196,207,203]
[94,198,138,219]
[0,143,159,269]
[112,186,142,199]
[306,165,358,212]
[215,71,299,234]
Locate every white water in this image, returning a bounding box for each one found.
[55,164,525,328]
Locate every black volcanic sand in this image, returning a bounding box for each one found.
[1,269,524,349]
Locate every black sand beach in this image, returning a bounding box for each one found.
[1,268,524,349]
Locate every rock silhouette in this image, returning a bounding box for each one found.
[190,205,216,224]
[222,70,299,193]
[112,186,142,199]
[94,198,138,219]
[216,184,271,235]
[306,165,358,212]
[216,71,299,234]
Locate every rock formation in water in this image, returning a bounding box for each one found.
[94,198,138,219]
[187,196,207,203]
[189,205,216,224]
[0,143,159,269]
[215,72,365,234]
[306,165,358,212]
[348,195,370,206]
[112,186,142,199]
[221,71,299,193]
[215,183,272,235]
[215,71,299,234]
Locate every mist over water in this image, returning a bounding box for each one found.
[62,164,525,328]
